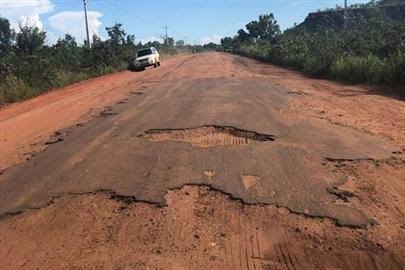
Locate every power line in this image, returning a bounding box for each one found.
[102,1,185,42]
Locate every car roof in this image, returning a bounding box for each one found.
[139,47,156,51]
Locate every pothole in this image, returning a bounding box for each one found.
[139,125,275,147]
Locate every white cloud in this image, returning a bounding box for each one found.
[289,1,302,6]
[45,30,58,44]
[198,34,223,45]
[48,11,103,43]
[1,0,54,29]
[138,36,164,44]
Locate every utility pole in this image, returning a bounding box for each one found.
[164,25,169,53]
[83,0,91,48]
[343,0,348,29]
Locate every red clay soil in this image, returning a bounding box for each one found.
[1,185,403,270]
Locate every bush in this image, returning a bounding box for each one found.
[303,55,332,76]
[386,49,405,85]
[331,55,388,83]
[0,74,34,104]
[237,44,272,61]
[53,71,90,88]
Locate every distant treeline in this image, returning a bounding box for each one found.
[220,0,405,89]
[0,19,215,105]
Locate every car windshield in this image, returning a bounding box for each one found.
[137,49,153,57]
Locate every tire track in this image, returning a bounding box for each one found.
[248,217,258,270]
[238,212,245,270]
[284,229,300,269]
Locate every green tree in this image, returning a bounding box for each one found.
[0,17,15,55]
[220,37,234,52]
[53,34,80,70]
[237,29,250,43]
[126,34,135,46]
[106,23,126,47]
[54,34,77,51]
[16,24,46,54]
[245,14,281,42]
[164,37,175,47]
[175,39,185,46]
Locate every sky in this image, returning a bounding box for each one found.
[1,0,370,45]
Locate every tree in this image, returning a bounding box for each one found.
[164,37,175,47]
[106,23,126,47]
[245,14,280,42]
[237,29,250,43]
[221,37,237,52]
[126,34,135,46]
[54,34,77,51]
[1,21,143,104]
[16,24,46,54]
[175,39,185,46]
[203,42,221,51]
[53,34,80,70]
[0,17,15,55]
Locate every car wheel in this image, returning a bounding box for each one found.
[157,61,161,67]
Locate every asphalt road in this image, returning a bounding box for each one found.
[0,52,396,228]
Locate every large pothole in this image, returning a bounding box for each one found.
[139,125,275,147]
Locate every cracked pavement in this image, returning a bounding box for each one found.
[0,53,398,228]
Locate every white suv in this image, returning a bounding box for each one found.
[132,47,161,71]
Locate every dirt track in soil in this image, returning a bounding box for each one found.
[0,52,404,269]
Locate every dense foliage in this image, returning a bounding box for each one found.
[0,19,203,105]
[0,20,133,104]
[221,0,405,89]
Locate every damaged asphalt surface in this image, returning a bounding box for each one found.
[0,53,396,228]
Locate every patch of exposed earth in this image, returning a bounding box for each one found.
[1,185,404,270]
[140,125,275,147]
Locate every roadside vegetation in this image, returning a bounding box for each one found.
[221,0,405,89]
[0,19,214,105]
[0,20,132,104]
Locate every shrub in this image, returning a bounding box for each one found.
[331,55,388,83]
[53,71,90,88]
[237,43,274,62]
[0,74,34,104]
[303,55,332,76]
[386,49,405,85]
